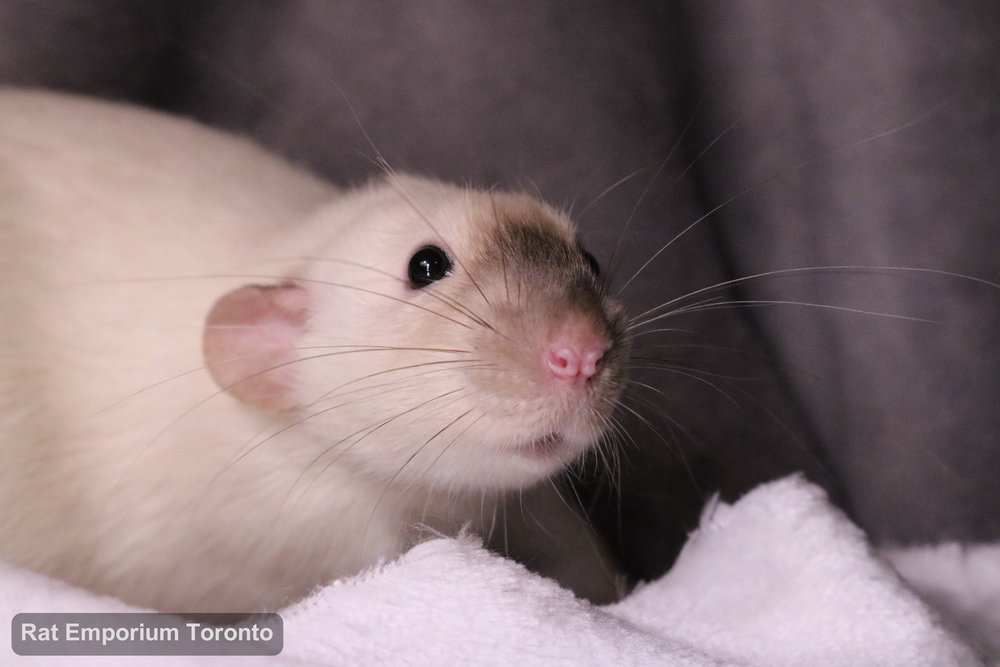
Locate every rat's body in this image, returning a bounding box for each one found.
[0,89,627,611]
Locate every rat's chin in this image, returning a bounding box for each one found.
[503,431,589,479]
[516,432,571,461]
[425,430,597,491]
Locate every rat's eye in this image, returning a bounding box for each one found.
[407,245,453,288]
[581,249,601,277]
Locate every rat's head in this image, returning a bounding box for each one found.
[203,174,628,491]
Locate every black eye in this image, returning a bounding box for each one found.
[407,245,453,288]
[581,249,601,277]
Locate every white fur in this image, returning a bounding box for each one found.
[0,89,621,611]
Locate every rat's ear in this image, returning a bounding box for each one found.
[203,283,308,412]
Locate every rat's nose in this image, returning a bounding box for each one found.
[543,320,609,383]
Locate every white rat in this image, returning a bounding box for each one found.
[0,89,628,612]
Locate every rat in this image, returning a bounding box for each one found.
[0,88,629,612]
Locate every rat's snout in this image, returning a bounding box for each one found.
[542,318,611,384]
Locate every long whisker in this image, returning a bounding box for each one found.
[116,349,468,488]
[613,395,698,491]
[616,176,780,297]
[361,409,478,549]
[288,389,471,506]
[628,265,1000,329]
[406,413,487,495]
[792,99,953,171]
[66,272,478,331]
[628,357,768,385]
[577,163,658,222]
[617,101,956,298]
[150,354,483,502]
[97,341,468,417]
[305,358,494,409]
[634,298,938,332]
[272,255,502,332]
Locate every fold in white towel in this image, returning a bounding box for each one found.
[2,476,996,666]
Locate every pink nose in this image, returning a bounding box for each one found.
[543,325,608,382]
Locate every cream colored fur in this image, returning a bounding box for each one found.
[0,90,620,611]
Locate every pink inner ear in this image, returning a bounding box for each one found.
[203,283,309,413]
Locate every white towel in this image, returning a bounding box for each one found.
[2,476,995,666]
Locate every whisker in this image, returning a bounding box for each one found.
[627,265,1000,329]
[408,413,487,495]
[626,326,702,340]
[613,396,698,491]
[287,389,471,508]
[791,98,953,171]
[99,341,470,417]
[305,358,496,410]
[273,254,498,332]
[616,177,780,297]
[69,272,479,331]
[633,298,938,332]
[626,363,744,412]
[362,408,478,549]
[616,101,957,299]
[629,356,769,384]
[187,359,487,504]
[662,113,745,204]
[577,162,659,222]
